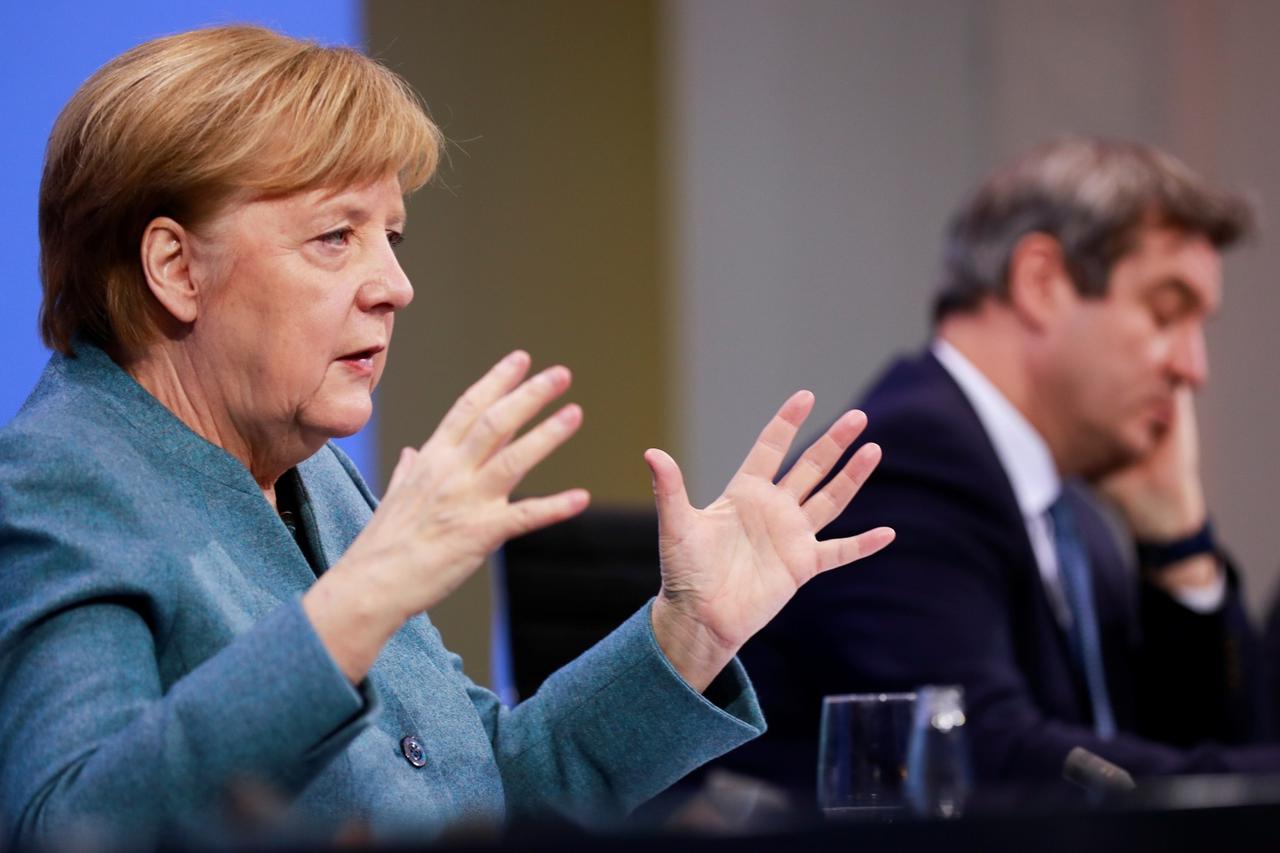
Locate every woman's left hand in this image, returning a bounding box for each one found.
[646,391,894,692]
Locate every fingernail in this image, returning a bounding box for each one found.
[503,350,527,368]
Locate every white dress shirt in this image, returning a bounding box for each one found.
[931,338,1224,622]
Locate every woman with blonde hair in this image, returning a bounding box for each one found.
[0,25,892,845]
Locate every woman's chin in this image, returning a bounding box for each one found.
[304,397,374,441]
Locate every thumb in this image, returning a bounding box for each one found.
[644,447,692,528]
[385,446,419,497]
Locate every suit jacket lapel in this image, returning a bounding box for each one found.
[914,352,1087,691]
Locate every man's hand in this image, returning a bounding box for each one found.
[1096,387,1218,593]
[1096,387,1205,540]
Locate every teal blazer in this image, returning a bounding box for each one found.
[0,345,764,846]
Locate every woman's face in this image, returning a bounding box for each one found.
[185,174,413,452]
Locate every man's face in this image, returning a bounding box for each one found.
[1041,225,1222,478]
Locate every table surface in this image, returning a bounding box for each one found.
[306,774,1269,853]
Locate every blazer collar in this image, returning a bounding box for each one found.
[58,342,266,496]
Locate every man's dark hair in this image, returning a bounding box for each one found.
[934,137,1256,321]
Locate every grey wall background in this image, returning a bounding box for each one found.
[666,0,984,506]
[370,0,1280,687]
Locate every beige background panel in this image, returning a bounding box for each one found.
[368,1,668,686]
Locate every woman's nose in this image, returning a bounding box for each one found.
[359,247,414,312]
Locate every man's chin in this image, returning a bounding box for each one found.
[1080,438,1150,483]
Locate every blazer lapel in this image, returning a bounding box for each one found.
[295,447,375,572]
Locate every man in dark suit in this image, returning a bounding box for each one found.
[739,138,1280,788]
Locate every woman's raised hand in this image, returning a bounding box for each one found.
[373,350,589,603]
[305,351,588,682]
[647,391,894,692]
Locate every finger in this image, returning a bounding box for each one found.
[1173,385,1200,461]
[504,488,592,538]
[485,403,583,490]
[778,409,868,500]
[736,391,816,481]
[802,442,882,530]
[815,527,895,572]
[385,447,418,496]
[461,365,573,463]
[644,448,693,528]
[430,351,532,447]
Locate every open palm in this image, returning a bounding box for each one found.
[646,391,893,688]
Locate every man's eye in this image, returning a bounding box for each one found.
[319,227,353,247]
[387,230,404,247]
[1149,288,1191,327]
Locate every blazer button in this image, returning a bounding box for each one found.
[400,735,427,768]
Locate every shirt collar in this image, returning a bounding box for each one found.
[931,338,1060,519]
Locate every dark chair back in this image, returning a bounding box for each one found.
[494,507,660,702]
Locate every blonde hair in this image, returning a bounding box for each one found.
[39,24,443,356]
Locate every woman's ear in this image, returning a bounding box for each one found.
[140,217,200,325]
[1006,232,1075,332]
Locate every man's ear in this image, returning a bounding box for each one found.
[1006,232,1075,332]
[140,217,200,325]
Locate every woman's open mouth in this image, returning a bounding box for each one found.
[337,345,384,374]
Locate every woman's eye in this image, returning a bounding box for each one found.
[318,227,353,247]
[387,230,404,248]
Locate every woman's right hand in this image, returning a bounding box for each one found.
[303,350,589,682]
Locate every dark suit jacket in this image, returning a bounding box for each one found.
[735,351,1280,789]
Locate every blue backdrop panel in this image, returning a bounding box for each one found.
[0,0,379,484]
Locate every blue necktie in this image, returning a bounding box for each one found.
[1048,495,1117,740]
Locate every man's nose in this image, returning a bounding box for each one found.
[1170,325,1209,388]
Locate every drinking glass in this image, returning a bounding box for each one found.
[817,692,916,820]
[904,685,972,819]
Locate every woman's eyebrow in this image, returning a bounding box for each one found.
[306,200,406,229]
